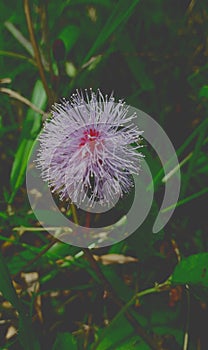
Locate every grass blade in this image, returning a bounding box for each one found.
[83,0,140,63]
[9,80,47,203]
[0,252,40,350]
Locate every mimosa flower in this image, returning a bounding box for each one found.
[36,90,143,208]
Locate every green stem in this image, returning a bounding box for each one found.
[153,117,208,188]
[161,187,208,213]
[92,280,171,350]
[0,50,36,65]
[181,125,208,198]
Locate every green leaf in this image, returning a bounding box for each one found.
[10,138,35,202]
[119,33,154,91]
[95,315,134,350]
[199,85,208,98]
[195,151,208,175]
[95,315,148,350]
[46,242,80,259]
[9,80,47,202]
[83,0,140,63]
[18,314,41,350]
[103,267,133,301]
[7,249,37,275]
[153,327,183,350]
[116,335,150,350]
[0,252,22,312]
[4,21,33,56]
[59,25,80,53]
[171,253,208,287]
[52,332,78,350]
[69,0,111,6]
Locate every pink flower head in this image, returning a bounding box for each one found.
[36,89,144,208]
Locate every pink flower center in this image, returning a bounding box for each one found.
[79,128,100,147]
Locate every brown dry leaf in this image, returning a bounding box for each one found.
[0,78,12,84]
[21,272,43,323]
[6,325,17,340]
[21,272,39,294]
[56,255,74,265]
[93,254,138,265]
[2,301,13,309]
[12,280,22,295]
[1,235,16,253]
[34,294,43,324]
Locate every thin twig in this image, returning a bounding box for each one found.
[71,204,79,225]
[162,152,193,183]
[0,50,36,66]
[4,21,33,56]
[83,247,162,350]
[4,22,49,69]
[13,226,71,232]
[171,239,190,350]
[39,1,54,85]
[181,126,207,198]
[91,277,170,350]
[161,187,208,213]
[183,284,190,350]
[23,0,54,105]
[12,238,57,279]
[0,87,46,116]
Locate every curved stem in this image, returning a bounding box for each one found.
[0,87,46,116]
[91,279,171,350]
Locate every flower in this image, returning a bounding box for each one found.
[36,89,143,208]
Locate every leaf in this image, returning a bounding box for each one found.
[199,85,208,98]
[171,253,208,287]
[10,138,35,202]
[116,335,150,350]
[95,315,148,350]
[95,315,134,350]
[83,0,140,63]
[4,22,47,69]
[0,252,40,350]
[103,267,133,300]
[7,249,37,275]
[4,21,33,56]
[153,327,183,350]
[119,32,155,91]
[9,80,47,202]
[52,332,78,350]
[18,314,41,350]
[59,25,80,53]
[0,252,22,312]
[46,242,80,259]
[93,253,138,265]
[69,0,111,6]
